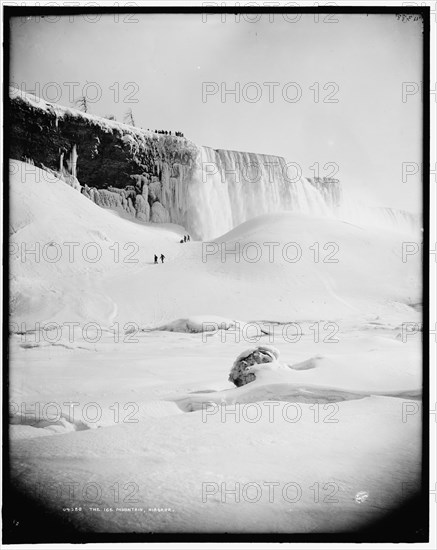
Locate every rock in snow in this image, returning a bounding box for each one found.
[228,345,280,387]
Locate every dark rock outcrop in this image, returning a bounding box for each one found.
[9,88,198,226]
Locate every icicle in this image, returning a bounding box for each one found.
[67,145,78,178]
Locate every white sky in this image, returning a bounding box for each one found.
[10,12,423,213]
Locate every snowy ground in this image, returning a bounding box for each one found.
[8,161,423,535]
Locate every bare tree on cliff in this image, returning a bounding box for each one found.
[75,96,88,113]
[124,108,136,127]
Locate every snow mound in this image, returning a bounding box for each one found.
[155,315,238,333]
[172,346,421,413]
[9,409,93,436]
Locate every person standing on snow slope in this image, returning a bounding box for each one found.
[160,254,165,263]
[154,254,158,264]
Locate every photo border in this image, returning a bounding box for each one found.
[1,3,431,545]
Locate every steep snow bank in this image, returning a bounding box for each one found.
[9,160,184,327]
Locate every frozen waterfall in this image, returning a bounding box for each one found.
[185,147,336,240]
[177,147,420,240]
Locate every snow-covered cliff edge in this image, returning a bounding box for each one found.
[9,88,346,239]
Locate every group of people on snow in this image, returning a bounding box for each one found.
[148,129,184,137]
[154,234,191,264]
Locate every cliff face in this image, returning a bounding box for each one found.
[9,88,199,229]
[9,88,345,239]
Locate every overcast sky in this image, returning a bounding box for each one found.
[10,12,423,213]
